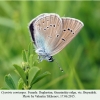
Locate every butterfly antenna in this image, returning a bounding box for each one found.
[54,59,64,72]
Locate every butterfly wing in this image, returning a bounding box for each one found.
[50,17,84,56]
[29,13,62,54]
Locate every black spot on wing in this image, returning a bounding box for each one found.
[63,29,66,31]
[56,34,59,37]
[68,28,70,30]
[29,22,36,45]
[67,28,74,34]
[53,25,55,27]
[62,38,65,41]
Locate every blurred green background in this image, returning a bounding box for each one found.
[0,1,100,89]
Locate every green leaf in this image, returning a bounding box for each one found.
[33,54,39,66]
[18,78,24,89]
[33,60,39,66]
[5,74,16,89]
[14,69,20,76]
[22,50,27,62]
[13,64,27,85]
[32,44,36,55]
[29,54,34,68]
[31,71,51,85]
[28,67,40,85]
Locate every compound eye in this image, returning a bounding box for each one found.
[48,57,51,60]
[48,56,54,62]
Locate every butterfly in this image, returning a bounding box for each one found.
[28,13,84,62]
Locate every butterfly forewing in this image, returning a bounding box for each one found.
[32,13,62,54]
[51,17,84,56]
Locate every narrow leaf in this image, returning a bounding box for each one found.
[13,64,27,85]
[18,78,24,89]
[22,50,27,62]
[28,67,40,85]
[29,54,34,68]
[5,74,16,89]
[33,60,39,66]
[33,54,39,66]
[31,71,51,85]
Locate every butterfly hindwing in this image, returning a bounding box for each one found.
[50,17,84,56]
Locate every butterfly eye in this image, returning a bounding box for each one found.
[48,56,54,62]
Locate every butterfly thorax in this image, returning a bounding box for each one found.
[35,48,54,62]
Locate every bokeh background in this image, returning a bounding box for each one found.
[0,1,100,89]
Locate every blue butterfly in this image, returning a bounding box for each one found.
[29,13,84,62]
